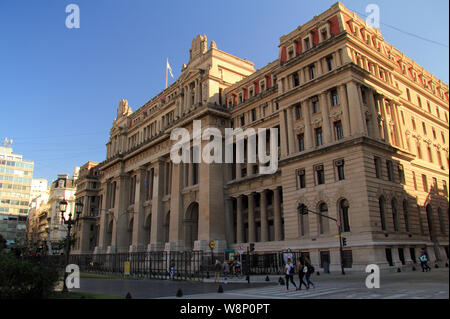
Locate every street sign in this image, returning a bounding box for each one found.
[209,241,215,249]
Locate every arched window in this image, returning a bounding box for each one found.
[391,198,399,232]
[339,199,350,232]
[318,203,328,234]
[403,200,409,232]
[379,196,386,231]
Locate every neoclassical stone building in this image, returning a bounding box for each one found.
[77,2,449,271]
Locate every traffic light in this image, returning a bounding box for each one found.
[342,237,347,247]
[298,203,308,215]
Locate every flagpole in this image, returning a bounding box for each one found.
[166,58,168,89]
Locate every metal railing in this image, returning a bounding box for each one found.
[24,250,311,280]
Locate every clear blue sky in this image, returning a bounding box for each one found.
[0,0,448,183]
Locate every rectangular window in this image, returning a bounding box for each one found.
[335,159,345,181]
[309,64,316,80]
[297,134,305,152]
[326,55,333,71]
[398,165,405,184]
[443,181,448,197]
[331,89,339,106]
[422,174,428,192]
[374,157,381,179]
[432,177,438,194]
[311,96,319,114]
[315,127,323,147]
[240,115,245,126]
[334,121,344,140]
[315,165,325,185]
[251,108,256,122]
[406,88,411,101]
[412,171,417,190]
[386,160,394,182]
[294,103,302,120]
[297,169,306,189]
[292,72,300,87]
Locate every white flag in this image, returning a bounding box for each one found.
[167,58,174,78]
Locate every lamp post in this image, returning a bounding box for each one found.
[297,203,345,275]
[59,199,83,293]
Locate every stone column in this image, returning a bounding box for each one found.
[338,84,351,137]
[236,196,244,243]
[248,193,256,243]
[286,106,296,154]
[273,187,282,241]
[112,173,130,253]
[320,92,332,144]
[302,99,313,149]
[224,197,235,245]
[131,166,147,252]
[96,183,109,253]
[149,159,165,251]
[260,190,268,242]
[169,162,184,251]
[380,96,392,144]
[279,109,289,157]
[346,81,366,135]
[367,89,381,139]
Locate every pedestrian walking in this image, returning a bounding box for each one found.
[284,258,298,291]
[419,251,431,272]
[214,259,222,282]
[304,257,315,289]
[223,261,230,284]
[169,264,175,280]
[296,257,308,290]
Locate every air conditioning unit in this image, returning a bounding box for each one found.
[335,160,345,166]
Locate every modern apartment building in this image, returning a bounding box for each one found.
[75,2,449,271]
[0,142,34,246]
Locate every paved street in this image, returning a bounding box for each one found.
[72,268,449,299]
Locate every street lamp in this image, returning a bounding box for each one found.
[59,199,83,293]
[297,203,345,275]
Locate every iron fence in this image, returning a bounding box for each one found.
[24,250,309,280]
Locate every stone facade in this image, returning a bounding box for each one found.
[78,2,449,271]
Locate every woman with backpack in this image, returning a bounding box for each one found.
[284,258,298,291]
[296,257,308,290]
[304,257,315,289]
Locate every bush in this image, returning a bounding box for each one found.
[0,254,60,299]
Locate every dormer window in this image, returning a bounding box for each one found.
[260,80,266,92]
[249,86,254,98]
[303,36,311,51]
[320,27,329,42]
[287,45,295,60]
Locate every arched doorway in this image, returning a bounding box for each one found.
[184,203,199,250]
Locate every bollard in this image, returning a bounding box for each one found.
[412,266,416,271]
[125,292,132,299]
[397,267,401,273]
[435,264,439,269]
[316,271,320,276]
[265,276,270,282]
[278,277,285,286]
[176,289,183,297]
[218,285,224,293]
